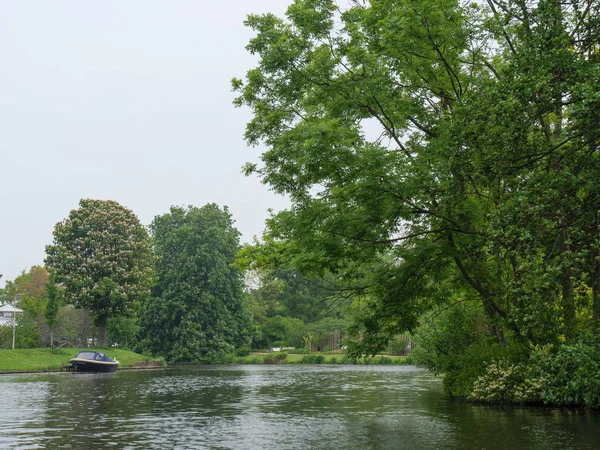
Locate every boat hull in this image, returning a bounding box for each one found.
[68,358,119,373]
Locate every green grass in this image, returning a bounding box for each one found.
[0,348,163,373]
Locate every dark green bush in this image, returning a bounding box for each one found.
[541,342,600,407]
[468,342,600,407]
[375,356,394,365]
[236,344,251,357]
[239,355,264,364]
[300,354,325,364]
[339,356,358,364]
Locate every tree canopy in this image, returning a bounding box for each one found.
[45,199,155,346]
[0,266,49,348]
[139,204,252,363]
[234,0,600,400]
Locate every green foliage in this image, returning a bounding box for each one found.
[45,199,155,346]
[339,355,358,365]
[44,279,62,346]
[287,348,309,354]
[236,344,251,357]
[300,354,325,364]
[242,263,352,351]
[469,342,600,407]
[261,315,305,347]
[264,352,288,364]
[244,267,339,323]
[234,0,600,403]
[0,327,11,349]
[52,306,96,348]
[537,342,600,407]
[107,314,139,350]
[388,335,411,356]
[361,356,396,365]
[139,204,252,364]
[0,266,51,348]
[237,354,266,364]
[411,302,506,397]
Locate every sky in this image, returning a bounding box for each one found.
[0,1,292,287]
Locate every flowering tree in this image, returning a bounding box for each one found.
[45,199,155,346]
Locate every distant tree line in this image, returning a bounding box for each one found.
[0,199,354,362]
[0,200,251,363]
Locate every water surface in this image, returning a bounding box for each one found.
[1,365,599,449]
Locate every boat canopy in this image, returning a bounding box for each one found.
[76,351,116,362]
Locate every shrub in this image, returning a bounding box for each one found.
[218,353,236,364]
[468,359,521,403]
[468,342,600,407]
[540,342,600,407]
[300,354,325,364]
[339,356,358,365]
[411,303,504,396]
[389,336,411,356]
[236,344,251,357]
[263,352,288,364]
[238,355,265,364]
[375,356,394,365]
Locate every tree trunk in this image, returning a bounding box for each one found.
[448,233,509,345]
[592,252,600,326]
[591,210,600,328]
[97,314,108,347]
[559,218,576,338]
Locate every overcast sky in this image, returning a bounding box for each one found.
[0,1,291,287]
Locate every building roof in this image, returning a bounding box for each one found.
[0,304,23,313]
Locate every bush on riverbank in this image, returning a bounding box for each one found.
[300,354,325,364]
[469,342,600,407]
[287,348,309,354]
[412,302,600,407]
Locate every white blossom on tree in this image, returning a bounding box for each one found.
[45,199,155,346]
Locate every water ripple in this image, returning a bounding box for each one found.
[0,365,599,449]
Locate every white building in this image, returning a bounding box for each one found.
[0,304,23,328]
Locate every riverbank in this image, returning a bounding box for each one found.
[234,352,411,365]
[0,348,165,373]
[0,348,408,373]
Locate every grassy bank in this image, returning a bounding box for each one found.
[0,348,163,373]
[234,352,411,365]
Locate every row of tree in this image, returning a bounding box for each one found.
[1,199,350,360]
[0,200,252,362]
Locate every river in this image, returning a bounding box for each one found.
[0,365,599,449]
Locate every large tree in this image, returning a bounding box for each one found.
[139,204,252,363]
[234,0,600,361]
[45,199,155,346]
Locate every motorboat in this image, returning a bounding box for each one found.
[68,350,119,373]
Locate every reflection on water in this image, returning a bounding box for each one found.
[1,365,599,449]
